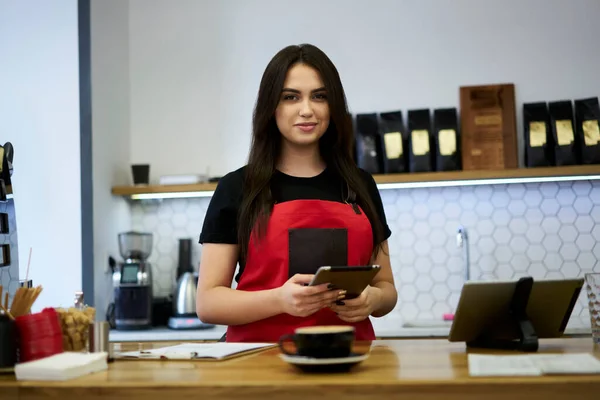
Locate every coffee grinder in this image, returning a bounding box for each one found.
[112,231,153,330]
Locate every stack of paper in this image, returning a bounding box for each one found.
[468,353,600,377]
[15,352,108,381]
[117,342,275,361]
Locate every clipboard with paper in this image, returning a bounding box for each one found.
[116,342,276,361]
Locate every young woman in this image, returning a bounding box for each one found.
[197,44,397,343]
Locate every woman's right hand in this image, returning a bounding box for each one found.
[276,274,346,317]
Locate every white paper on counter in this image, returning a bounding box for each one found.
[117,342,275,361]
[529,354,600,375]
[468,354,541,377]
[468,353,600,377]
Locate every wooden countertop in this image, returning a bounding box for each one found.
[1,338,599,399]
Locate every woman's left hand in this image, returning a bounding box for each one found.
[329,286,382,323]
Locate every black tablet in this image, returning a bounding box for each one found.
[308,265,381,299]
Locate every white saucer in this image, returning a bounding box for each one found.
[279,352,369,365]
[279,352,369,372]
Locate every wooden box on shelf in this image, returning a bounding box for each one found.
[460,83,518,170]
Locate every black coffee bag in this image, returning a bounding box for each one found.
[575,97,600,165]
[523,102,554,167]
[549,100,579,166]
[378,111,407,173]
[407,109,433,172]
[433,108,461,171]
[355,113,383,174]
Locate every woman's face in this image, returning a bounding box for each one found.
[275,63,330,149]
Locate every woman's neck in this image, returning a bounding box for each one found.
[277,142,325,178]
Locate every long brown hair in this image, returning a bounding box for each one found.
[238,44,385,264]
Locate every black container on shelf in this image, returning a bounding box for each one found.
[523,102,555,167]
[574,97,600,165]
[407,109,433,172]
[355,113,383,174]
[433,108,461,171]
[378,111,407,173]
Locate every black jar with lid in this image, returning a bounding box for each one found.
[0,313,16,369]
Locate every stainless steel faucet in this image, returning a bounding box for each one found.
[456,226,470,281]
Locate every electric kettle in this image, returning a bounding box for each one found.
[167,239,214,330]
[173,271,198,316]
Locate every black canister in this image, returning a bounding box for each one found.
[0,314,16,368]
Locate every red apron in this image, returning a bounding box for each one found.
[226,191,376,343]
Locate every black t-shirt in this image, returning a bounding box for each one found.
[199,166,392,276]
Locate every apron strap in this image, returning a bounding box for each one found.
[346,183,357,203]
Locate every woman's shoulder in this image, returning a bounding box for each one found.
[356,167,378,189]
[213,166,247,198]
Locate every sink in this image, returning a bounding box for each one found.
[402,320,453,328]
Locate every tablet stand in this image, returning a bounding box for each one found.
[466,277,539,352]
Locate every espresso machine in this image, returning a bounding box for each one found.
[112,231,153,330]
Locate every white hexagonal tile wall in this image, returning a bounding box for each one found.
[491,192,510,208]
[509,218,528,235]
[591,205,600,223]
[525,209,544,224]
[509,236,528,254]
[541,199,560,215]
[557,187,576,206]
[557,207,577,224]
[400,285,417,302]
[542,234,561,252]
[427,190,445,211]
[507,184,526,199]
[558,225,578,242]
[524,190,543,208]
[492,209,511,226]
[576,234,595,252]
[130,180,600,326]
[590,186,600,205]
[432,283,450,302]
[475,202,494,218]
[543,252,562,270]
[508,200,527,216]
[575,216,594,233]
[559,243,579,261]
[576,252,597,271]
[561,261,581,278]
[574,197,593,215]
[526,245,545,262]
[510,254,530,272]
[540,182,559,198]
[572,181,592,196]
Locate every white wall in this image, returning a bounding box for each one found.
[91,0,133,317]
[129,0,600,179]
[0,0,82,310]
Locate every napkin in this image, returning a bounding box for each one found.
[468,353,600,377]
[15,352,108,381]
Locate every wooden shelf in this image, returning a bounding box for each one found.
[111,165,600,199]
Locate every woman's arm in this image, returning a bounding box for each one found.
[195,243,283,325]
[196,243,342,326]
[368,240,398,317]
[328,240,398,322]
